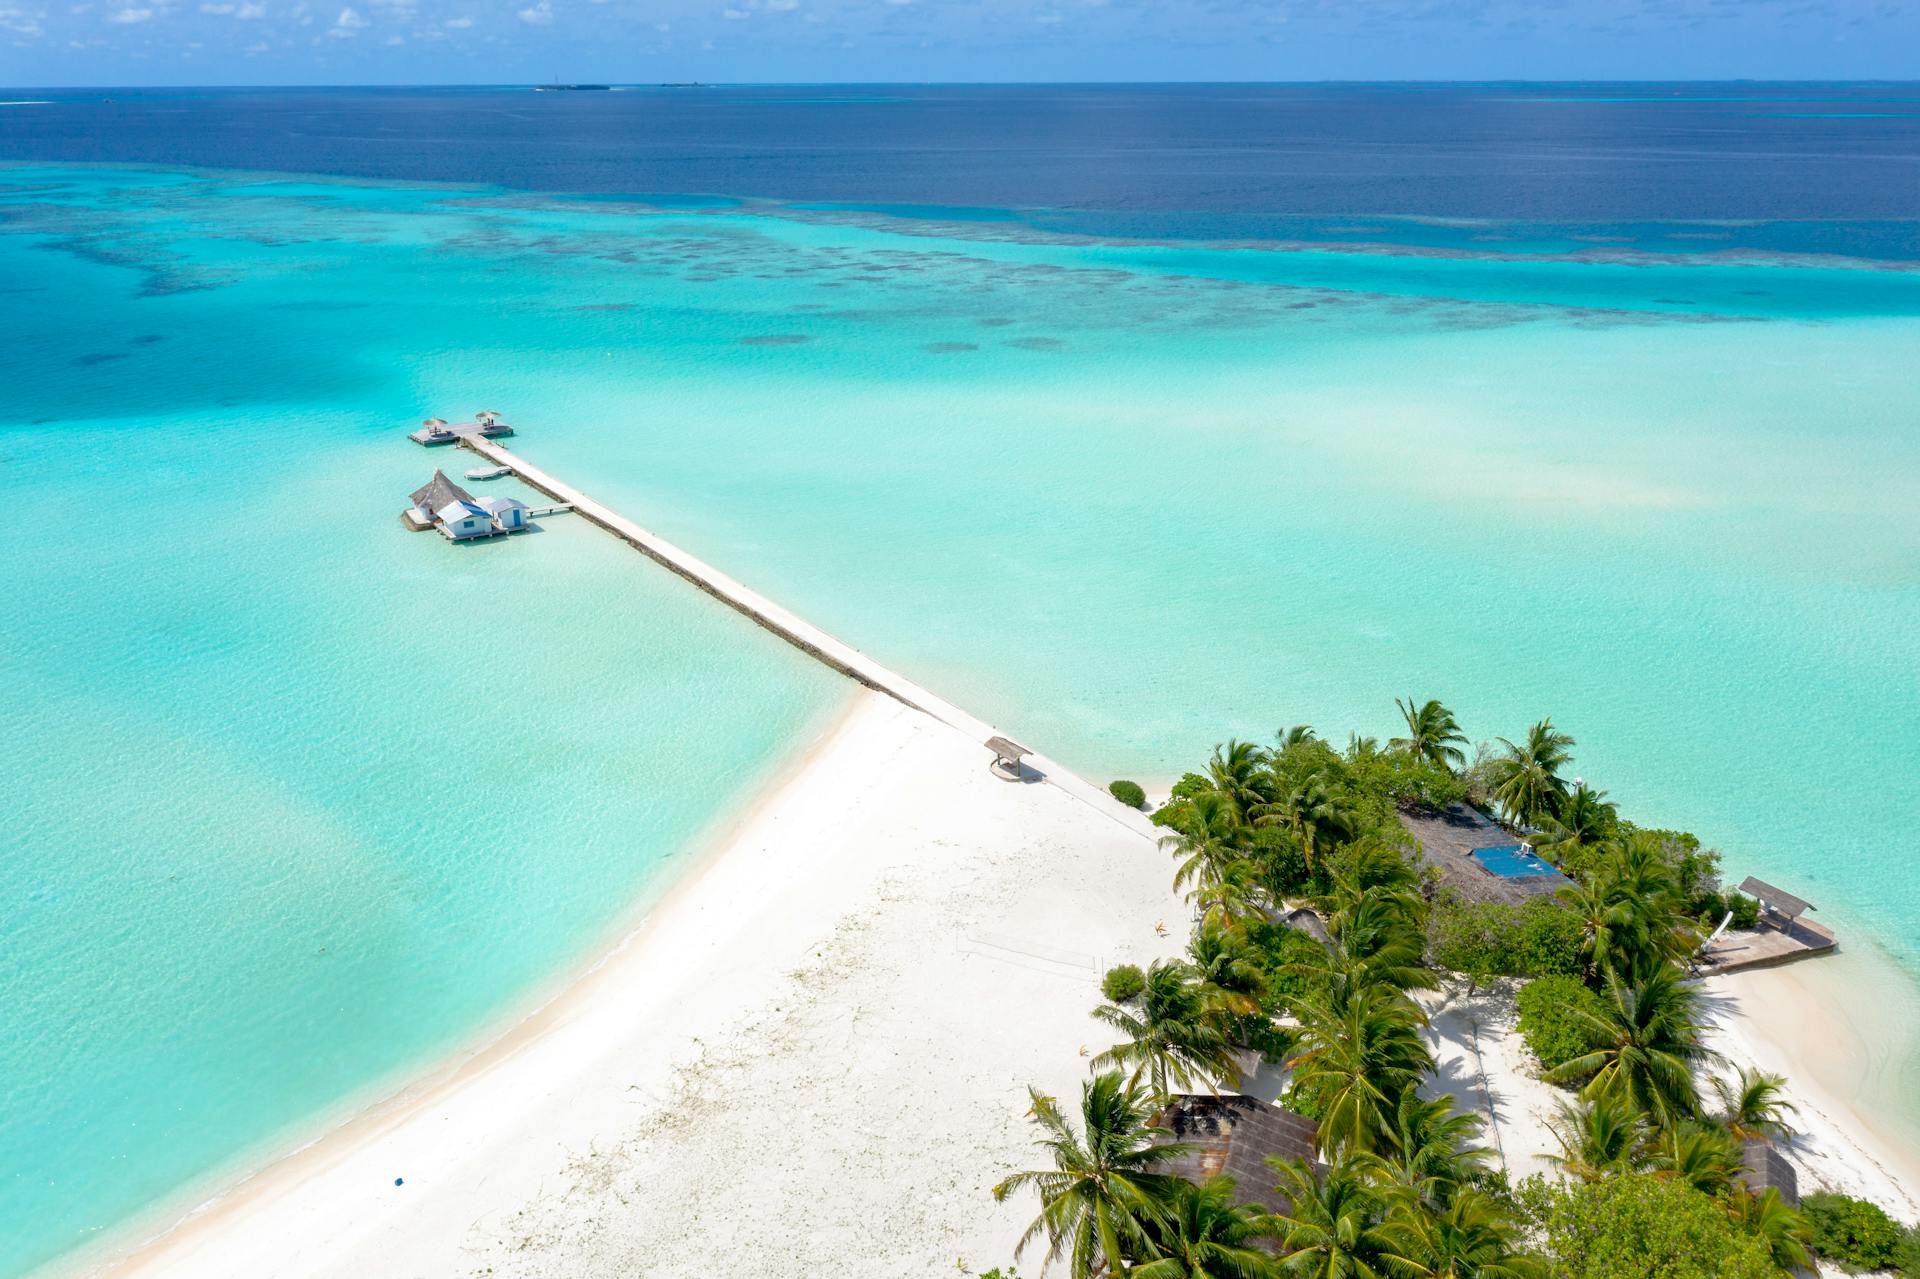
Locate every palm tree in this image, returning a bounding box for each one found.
[1529,783,1616,863]
[1390,698,1468,772]
[1644,1120,1739,1197]
[1375,1189,1543,1279]
[1713,1066,1798,1142]
[1093,960,1241,1098]
[1287,982,1434,1156]
[1544,966,1710,1126]
[1266,1155,1391,1278]
[1206,739,1274,826]
[1188,923,1268,1019]
[1555,876,1644,987]
[1486,720,1574,827]
[1317,883,1435,994]
[993,1071,1192,1279]
[1190,857,1269,931]
[1163,792,1249,903]
[1607,834,1696,970]
[1555,837,1694,986]
[1725,1183,1813,1273]
[1544,1091,1645,1181]
[1132,1177,1278,1279]
[1371,1088,1490,1208]
[1256,772,1354,871]
[1276,724,1320,753]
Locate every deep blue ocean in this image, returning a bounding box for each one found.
[6,82,1920,256]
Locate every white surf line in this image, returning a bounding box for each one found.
[0,101,54,106]
[462,436,1155,837]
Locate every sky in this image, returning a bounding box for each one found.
[2,0,1918,87]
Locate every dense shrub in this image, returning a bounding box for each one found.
[1428,898,1584,982]
[1100,963,1146,1003]
[1900,1222,1920,1277]
[1107,779,1147,809]
[1518,1173,1778,1279]
[1168,772,1211,800]
[1728,892,1761,930]
[1803,1191,1908,1272]
[1250,825,1314,898]
[1344,750,1469,812]
[1687,889,1729,925]
[1516,975,1609,1072]
[1242,920,1331,1008]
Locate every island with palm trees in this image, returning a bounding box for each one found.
[103,690,1918,1279]
[990,698,1912,1278]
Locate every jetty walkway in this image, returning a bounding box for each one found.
[460,436,1153,836]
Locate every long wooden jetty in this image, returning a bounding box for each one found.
[459,436,1151,834]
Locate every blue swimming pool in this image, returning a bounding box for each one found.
[1470,844,1566,880]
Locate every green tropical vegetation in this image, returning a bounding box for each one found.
[989,698,1909,1277]
[1801,1191,1910,1272]
[1514,975,1607,1071]
[1103,963,1148,1004]
[1111,779,1149,809]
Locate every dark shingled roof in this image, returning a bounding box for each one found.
[1737,877,1813,920]
[410,469,476,514]
[1151,1095,1319,1214]
[1737,1137,1799,1207]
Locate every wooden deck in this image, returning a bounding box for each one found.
[456,435,1150,836]
[1697,915,1837,975]
[410,421,515,446]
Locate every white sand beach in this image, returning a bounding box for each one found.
[103,692,1187,1278]
[95,691,1916,1279]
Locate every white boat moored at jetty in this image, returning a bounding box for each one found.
[465,465,513,480]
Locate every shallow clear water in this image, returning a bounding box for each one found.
[0,168,850,1276]
[4,144,1920,1273]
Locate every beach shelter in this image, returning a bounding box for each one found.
[410,469,478,520]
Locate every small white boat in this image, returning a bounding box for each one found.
[464,465,513,480]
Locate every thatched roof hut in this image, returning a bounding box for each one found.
[1150,1094,1318,1214]
[1736,1137,1799,1206]
[410,469,477,515]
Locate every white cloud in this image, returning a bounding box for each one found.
[440,12,467,23]
[765,0,797,10]
[720,5,745,15]
[381,30,400,40]
[235,1,263,14]
[326,3,364,34]
[106,5,153,20]
[514,0,549,21]
[242,36,266,49]
[199,2,232,11]
[0,4,44,34]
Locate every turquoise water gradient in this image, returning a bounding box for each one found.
[0,169,849,1277]
[4,165,1919,1272]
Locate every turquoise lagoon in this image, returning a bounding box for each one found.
[4,165,1920,1272]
